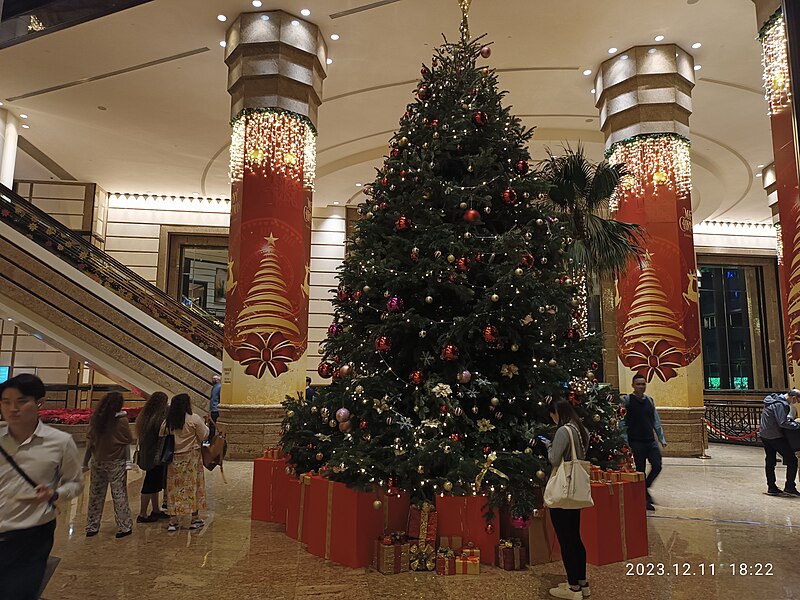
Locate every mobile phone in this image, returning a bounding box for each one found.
[536,435,550,444]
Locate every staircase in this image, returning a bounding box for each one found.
[0,183,222,409]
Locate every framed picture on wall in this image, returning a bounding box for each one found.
[215,268,227,303]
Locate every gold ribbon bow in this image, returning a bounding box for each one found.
[475,452,509,491]
[410,542,436,571]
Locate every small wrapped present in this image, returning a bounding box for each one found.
[605,469,621,482]
[497,539,527,571]
[461,542,480,559]
[619,471,645,483]
[409,541,436,571]
[408,502,437,543]
[438,535,463,552]
[455,555,480,575]
[436,548,456,575]
[263,447,284,459]
[374,539,410,575]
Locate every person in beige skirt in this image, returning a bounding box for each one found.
[161,393,208,532]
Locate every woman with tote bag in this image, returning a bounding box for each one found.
[544,399,592,600]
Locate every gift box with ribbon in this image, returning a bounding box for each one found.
[251,456,290,524]
[408,502,438,543]
[436,547,456,575]
[461,542,480,559]
[263,447,284,460]
[379,489,411,533]
[436,496,499,565]
[454,555,480,575]
[619,471,645,483]
[409,541,436,571]
[374,539,410,575]
[497,539,527,571]
[285,473,312,542]
[501,508,558,566]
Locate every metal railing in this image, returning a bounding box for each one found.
[704,399,763,446]
[0,183,223,358]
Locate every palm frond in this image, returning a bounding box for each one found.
[578,214,646,277]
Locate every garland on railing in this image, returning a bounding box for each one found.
[0,186,223,358]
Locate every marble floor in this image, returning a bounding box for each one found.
[45,444,799,600]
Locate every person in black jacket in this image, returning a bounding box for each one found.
[622,374,666,511]
[760,390,800,496]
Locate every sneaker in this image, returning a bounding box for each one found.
[558,583,590,598]
[167,523,178,532]
[136,514,157,523]
[549,586,582,600]
[85,530,99,538]
[189,519,205,530]
[115,530,133,539]
[766,487,783,496]
[783,487,800,497]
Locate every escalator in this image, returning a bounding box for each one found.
[0,182,222,409]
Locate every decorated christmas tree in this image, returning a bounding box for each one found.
[281,5,628,518]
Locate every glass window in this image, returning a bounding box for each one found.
[179,247,228,319]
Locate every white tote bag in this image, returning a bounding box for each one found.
[543,424,594,509]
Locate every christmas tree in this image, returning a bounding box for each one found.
[281,8,627,518]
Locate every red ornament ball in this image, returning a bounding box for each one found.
[417,84,432,100]
[379,202,388,210]
[472,110,488,126]
[463,208,481,222]
[480,45,492,59]
[619,406,628,418]
[520,253,535,269]
[395,215,412,231]
[331,368,343,381]
[315,452,324,461]
[317,362,335,379]
[409,370,424,385]
[336,288,349,301]
[482,324,499,343]
[483,446,491,455]
[450,433,460,442]
[456,257,471,272]
[502,188,518,205]
[390,148,400,158]
[381,177,389,187]
[515,160,529,174]
[360,420,368,430]
[441,344,460,361]
[353,290,362,301]
[485,523,495,534]
[440,405,448,415]
[375,336,392,352]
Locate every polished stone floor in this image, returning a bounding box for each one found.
[45,444,799,600]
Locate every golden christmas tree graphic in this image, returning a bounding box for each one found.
[236,233,301,341]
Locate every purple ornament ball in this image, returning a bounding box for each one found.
[457,370,472,384]
[511,516,530,530]
[328,322,343,337]
[338,420,352,433]
[386,296,405,312]
[335,407,351,423]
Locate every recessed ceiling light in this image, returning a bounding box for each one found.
[19,113,28,119]
[654,35,665,42]
[21,124,30,129]
[300,8,311,16]
[217,14,227,22]
[333,201,340,205]
[692,42,702,49]
[330,34,340,41]
[648,48,657,54]
[355,183,362,187]
[582,69,592,76]
[756,173,762,178]
[326,58,333,64]
[220,40,227,47]
[694,64,702,71]
[621,54,629,60]
[0,102,4,106]
[260,14,269,21]
[590,88,596,94]
[757,164,765,168]
[608,47,617,54]
[291,19,300,25]
[252,0,262,6]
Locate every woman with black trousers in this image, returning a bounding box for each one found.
[547,399,591,600]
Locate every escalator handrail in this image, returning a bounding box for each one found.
[0,183,223,358]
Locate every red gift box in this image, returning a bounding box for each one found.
[619,480,648,560]
[436,495,499,565]
[251,457,290,524]
[436,552,456,575]
[379,489,411,533]
[497,541,527,570]
[408,503,437,543]
[374,541,410,574]
[285,474,312,542]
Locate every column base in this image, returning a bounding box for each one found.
[657,407,707,457]
[217,404,285,459]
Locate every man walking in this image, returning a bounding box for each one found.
[760,390,800,496]
[210,375,221,423]
[0,374,84,600]
[621,374,667,511]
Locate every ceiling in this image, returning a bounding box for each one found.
[0,0,774,223]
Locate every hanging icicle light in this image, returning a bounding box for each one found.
[607,133,692,209]
[776,222,784,266]
[760,11,791,115]
[229,108,317,190]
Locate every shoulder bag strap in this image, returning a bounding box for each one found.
[564,424,578,462]
[0,443,38,489]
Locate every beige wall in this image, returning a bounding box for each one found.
[0,318,70,384]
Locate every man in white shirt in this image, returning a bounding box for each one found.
[0,374,83,600]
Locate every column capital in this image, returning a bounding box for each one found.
[225,11,327,126]
[594,45,695,148]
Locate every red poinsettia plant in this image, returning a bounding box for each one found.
[39,407,142,425]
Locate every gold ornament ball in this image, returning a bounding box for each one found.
[524,447,533,455]
[515,268,524,276]
[652,171,669,186]
[372,499,383,510]
[363,285,371,293]
[491,397,500,406]
[467,164,474,172]
[593,414,601,423]
[511,344,519,352]
[443,445,451,454]
[285,466,292,475]
[460,202,468,209]
[472,406,479,414]
[419,330,427,338]
[443,481,454,492]
[425,296,434,304]
[311,406,318,413]
[548,358,558,366]
[536,470,547,480]
[329,419,338,427]
[464,232,472,239]
[287,410,295,418]
[366,212,374,219]
[355,385,364,394]
[398,136,409,147]
[586,371,595,380]
[417,465,425,474]
[491,294,500,302]
[433,132,441,139]
[447,254,456,263]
